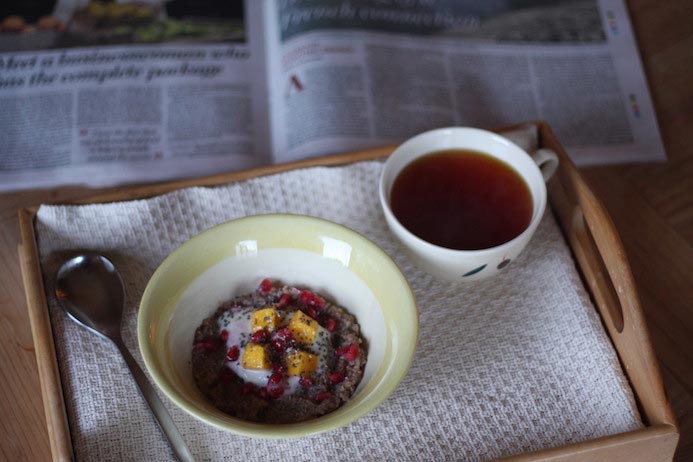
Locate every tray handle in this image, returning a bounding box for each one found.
[539,122,677,431]
[570,206,624,332]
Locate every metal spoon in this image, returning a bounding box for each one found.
[55,254,193,462]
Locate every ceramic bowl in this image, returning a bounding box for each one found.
[138,214,418,438]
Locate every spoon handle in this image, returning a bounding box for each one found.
[113,338,194,462]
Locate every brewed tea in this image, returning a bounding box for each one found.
[390,149,533,250]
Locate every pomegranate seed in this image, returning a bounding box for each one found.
[330,372,344,384]
[314,296,325,309]
[299,290,314,305]
[299,376,313,388]
[271,328,291,352]
[258,278,272,293]
[268,372,284,386]
[271,337,287,352]
[268,387,284,399]
[259,387,269,399]
[219,368,234,384]
[305,306,318,319]
[346,343,359,361]
[276,327,291,339]
[315,392,331,403]
[277,293,292,308]
[220,329,229,343]
[241,383,255,395]
[324,318,337,332]
[337,343,359,362]
[251,329,269,344]
[272,362,286,373]
[194,339,219,352]
[226,345,240,361]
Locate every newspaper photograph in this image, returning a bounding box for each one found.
[0,1,245,52]
[0,0,665,191]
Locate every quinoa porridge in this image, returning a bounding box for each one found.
[191,278,367,424]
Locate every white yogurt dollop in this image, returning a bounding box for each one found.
[217,307,332,395]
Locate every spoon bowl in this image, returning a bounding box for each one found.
[55,254,125,340]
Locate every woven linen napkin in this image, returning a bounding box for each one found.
[36,126,641,462]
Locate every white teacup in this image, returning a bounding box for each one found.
[379,127,558,281]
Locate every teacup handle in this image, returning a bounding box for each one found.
[531,149,559,182]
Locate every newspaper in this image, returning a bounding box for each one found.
[0,0,665,191]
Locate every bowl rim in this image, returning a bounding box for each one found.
[137,213,419,438]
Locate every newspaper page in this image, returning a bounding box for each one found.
[270,0,665,166]
[0,0,271,191]
[0,0,665,192]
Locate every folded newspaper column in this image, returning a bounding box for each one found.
[0,0,664,191]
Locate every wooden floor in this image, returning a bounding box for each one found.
[0,1,691,460]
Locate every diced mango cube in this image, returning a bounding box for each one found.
[286,350,318,377]
[288,310,318,344]
[251,307,279,332]
[241,343,271,370]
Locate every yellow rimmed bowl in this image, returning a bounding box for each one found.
[138,214,418,438]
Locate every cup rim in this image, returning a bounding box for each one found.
[379,126,547,256]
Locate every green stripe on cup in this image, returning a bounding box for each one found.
[463,264,487,277]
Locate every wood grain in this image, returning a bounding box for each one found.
[0,0,691,460]
[18,210,73,462]
[504,425,678,462]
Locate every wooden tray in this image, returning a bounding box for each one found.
[18,121,679,461]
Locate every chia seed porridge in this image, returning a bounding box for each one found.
[191,278,368,424]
